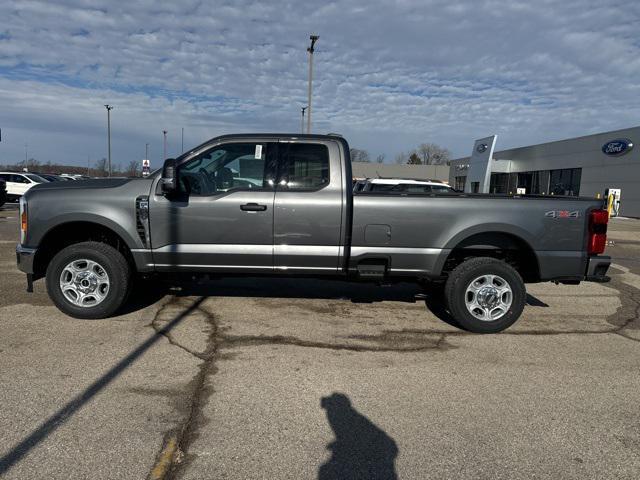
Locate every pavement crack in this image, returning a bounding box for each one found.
[146,296,219,480]
[149,298,210,361]
[218,332,450,352]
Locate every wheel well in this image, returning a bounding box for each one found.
[443,232,540,282]
[33,222,135,277]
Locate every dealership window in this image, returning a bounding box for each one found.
[549,168,581,196]
[454,176,466,191]
[490,173,510,194]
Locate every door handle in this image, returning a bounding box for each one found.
[240,203,267,212]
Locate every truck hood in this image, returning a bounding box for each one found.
[29,177,148,191]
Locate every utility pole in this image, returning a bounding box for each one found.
[181,127,184,154]
[104,105,113,177]
[162,130,168,160]
[301,106,307,134]
[306,35,319,134]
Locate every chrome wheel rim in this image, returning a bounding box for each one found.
[59,259,110,307]
[464,274,513,322]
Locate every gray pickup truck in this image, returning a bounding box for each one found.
[16,133,611,332]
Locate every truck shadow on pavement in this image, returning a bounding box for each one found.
[0,296,207,476]
[142,276,462,329]
[319,393,398,480]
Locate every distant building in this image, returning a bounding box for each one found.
[449,126,640,217]
[352,163,450,183]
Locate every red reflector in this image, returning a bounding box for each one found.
[588,209,609,255]
[588,234,606,255]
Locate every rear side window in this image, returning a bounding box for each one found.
[369,183,398,192]
[279,143,329,190]
[11,174,29,184]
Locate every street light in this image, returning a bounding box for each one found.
[162,130,168,160]
[301,106,307,134]
[306,34,319,134]
[104,105,113,177]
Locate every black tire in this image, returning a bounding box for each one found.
[444,257,526,333]
[46,241,132,319]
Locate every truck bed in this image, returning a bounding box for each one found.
[349,192,604,281]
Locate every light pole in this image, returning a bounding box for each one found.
[104,105,113,177]
[181,127,184,153]
[162,130,167,160]
[306,34,319,134]
[301,106,307,134]
[145,143,149,161]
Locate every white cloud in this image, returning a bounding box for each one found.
[0,0,638,166]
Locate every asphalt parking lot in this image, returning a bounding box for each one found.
[1,203,639,479]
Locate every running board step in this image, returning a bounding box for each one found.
[357,264,386,280]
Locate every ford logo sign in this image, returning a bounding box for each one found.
[476,143,488,153]
[602,138,633,156]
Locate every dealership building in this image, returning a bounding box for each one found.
[449,126,640,217]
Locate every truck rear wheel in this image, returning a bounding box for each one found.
[444,257,525,333]
[46,241,131,319]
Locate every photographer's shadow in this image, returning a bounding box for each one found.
[319,393,398,480]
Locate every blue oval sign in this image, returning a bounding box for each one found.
[602,138,633,156]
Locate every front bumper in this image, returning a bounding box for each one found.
[16,244,37,274]
[585,255,611,283]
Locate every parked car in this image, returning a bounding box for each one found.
[35,173,66,182]
[353,178,369,192]
[360,178,455,193]
[0,178,6,207]
[0,172,47,202]
[16,134,610,333]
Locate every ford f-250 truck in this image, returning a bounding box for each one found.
[16,134,611,333]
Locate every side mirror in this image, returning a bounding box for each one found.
[161,158,177,194]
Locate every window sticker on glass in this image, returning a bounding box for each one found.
[254,144,263,159]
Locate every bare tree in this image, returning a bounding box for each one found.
[125,160,139,177]
[394,151,408,164]
[25,158,40,171]
[350,148,370,163]
[94,158,108,177]
[417,143,451,165]
[375,154,385,164]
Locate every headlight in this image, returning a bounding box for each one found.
[19,196,27,244]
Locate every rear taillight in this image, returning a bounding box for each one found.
[588,209,608,255]
[19,197,27,244]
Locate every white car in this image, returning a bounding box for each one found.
[0,172,47,201]
[359,178,454,194]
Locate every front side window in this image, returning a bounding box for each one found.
[177,143,271,196]
[279,143,329,190]
[430,184,453,193]
[25,174,46,183]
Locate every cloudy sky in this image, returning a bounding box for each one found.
[0,0,638,168]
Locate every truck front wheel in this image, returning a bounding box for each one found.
[46,241,132,319]
[444,257,526,333]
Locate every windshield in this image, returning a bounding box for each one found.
[25,174,47,183]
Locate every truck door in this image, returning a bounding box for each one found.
[273,140,347,273]
[149,141,277,273]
